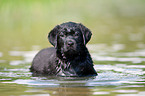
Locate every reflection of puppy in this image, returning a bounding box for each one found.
[30,22,97,77]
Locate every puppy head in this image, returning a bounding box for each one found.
[48,22,92,55]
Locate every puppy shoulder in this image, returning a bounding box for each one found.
[32,47,56,63]
[31,47,57,72]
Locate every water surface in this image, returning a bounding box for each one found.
[0,44,145,96]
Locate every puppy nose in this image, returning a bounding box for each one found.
[67,41,74,46]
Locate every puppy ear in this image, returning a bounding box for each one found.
[78,23,92,44]
[48,25,60,48]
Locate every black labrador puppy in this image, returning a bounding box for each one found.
[30,22,97,77]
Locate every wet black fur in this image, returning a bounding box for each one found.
[30,22,97,77]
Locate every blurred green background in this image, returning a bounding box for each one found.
[0,0,145,51]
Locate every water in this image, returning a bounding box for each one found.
[0,44,145,96]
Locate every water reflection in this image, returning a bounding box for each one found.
[9,50,38,63]
[0,52,2,57]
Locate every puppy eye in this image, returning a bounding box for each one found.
[75,32,79,36]
[59,32,64,37]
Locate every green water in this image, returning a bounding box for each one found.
[0,0,145,96]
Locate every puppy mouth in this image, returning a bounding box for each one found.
[65,47,77,53]
[63,46,78,56]
[67,46,76,50]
